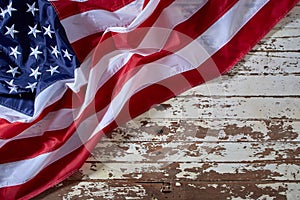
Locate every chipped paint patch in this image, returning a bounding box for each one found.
[64,182,147,200]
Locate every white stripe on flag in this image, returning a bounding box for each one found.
[61,0,144,43]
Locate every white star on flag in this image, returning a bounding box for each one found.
[5,24,19,39]
[29,67,42,80]
[51,46,61,58]
[30,46,42,59]
[6,65,20,77]
[46,65,60,76]
[26,82,38,93]
[43,25,54,38]
[5,79,16,87]
[26,2,39,16]
[28,24,41,38]
[62,49,72,61]
[8,85,18,94]
[6,2,17,16]
[9,46,21,59]
[0,8,7,18]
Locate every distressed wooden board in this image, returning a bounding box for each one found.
[179,75,300,97]
[229,55,300,75]
[254,35,300,52]
[254,37,299,52]
[34,3,300,200]
[88,141,300,162]
[75,162,300,181]
[266,28,300,39]
[103,119,300,142]
[143,97,300,119]
[34,181,300,200]
[101,117,300,142]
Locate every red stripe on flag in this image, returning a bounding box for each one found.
[143,0,151,9]
[71,32,104,63]
[51,0,135,19]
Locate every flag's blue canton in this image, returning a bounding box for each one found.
[0,0,79,116]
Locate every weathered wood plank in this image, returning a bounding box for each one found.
[33,181,300,200]
[252,27,300,52]
[253,37,300,52]
[249,51,300,59]
[89,142,300,162]
[76,162,300,181]
[102,119,300,142]
[265,28,300,39]
[224,54,300,75]
[140,97,300,119]
[179,75,300,97]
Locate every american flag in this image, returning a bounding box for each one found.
[0,0,298,199]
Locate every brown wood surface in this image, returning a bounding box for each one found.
[34,4,300,200]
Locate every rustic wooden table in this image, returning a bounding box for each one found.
[35,4,300,200]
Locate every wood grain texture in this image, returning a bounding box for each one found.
[34,4,300,200]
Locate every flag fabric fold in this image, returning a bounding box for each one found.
[0,0,298,199]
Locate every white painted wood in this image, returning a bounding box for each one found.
[102,119,300,142]
[89,141,300,162]
[78,162,300,181]
[266,28,300,38]
[226,54,299,74]
[254,37,300,51]
[57,181,300,200]
[142,97,300,119]
[180,75,300,96]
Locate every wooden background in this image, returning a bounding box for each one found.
[35,4,300,200]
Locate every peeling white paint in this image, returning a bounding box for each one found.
[90,142,300,163]
[175,182,181,187]
[64,182,147,199]
[149,97,300,119]
[188,183,197,188]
